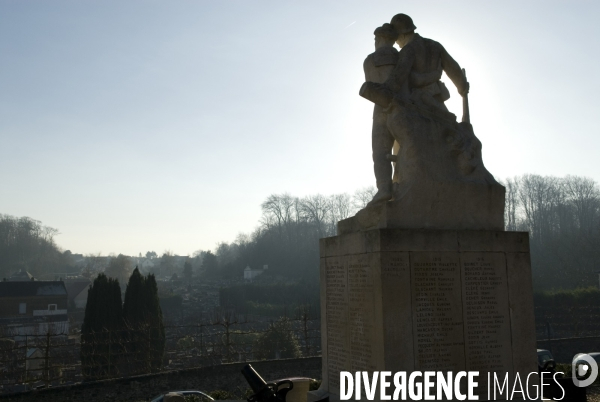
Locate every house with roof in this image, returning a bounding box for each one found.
[8,269,35,281]
[140,258,156,273]
[243,265,267,281]
[0,281,69,339]
[25,348,44,377]
[64,280,91,309]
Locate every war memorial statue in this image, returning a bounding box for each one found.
[309,13,536,402]
[339,14,505,235]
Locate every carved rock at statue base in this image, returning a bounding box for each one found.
[342,96,504,234]
[340,180,504,234]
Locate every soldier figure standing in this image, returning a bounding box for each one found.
[387,13,469,112]
[363,23,400,205]
[363,14,470,205]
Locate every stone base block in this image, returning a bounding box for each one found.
[311,228,537,402]
[338,181,505,235]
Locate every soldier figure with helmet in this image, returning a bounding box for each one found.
[364,14,471,205]
[363,23,400,206]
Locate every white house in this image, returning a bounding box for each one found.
[243,266,264,281]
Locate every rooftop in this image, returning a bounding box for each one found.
[8,269,35,281]
[0,281,67,297]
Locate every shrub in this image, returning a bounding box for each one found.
[254,317,302,360]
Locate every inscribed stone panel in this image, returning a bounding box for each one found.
[461,252,514,397]
[506,252,538,395]
[325,256,349,393]
[410,252,465,371]
[380,252,413,371]
[347,254,377,372]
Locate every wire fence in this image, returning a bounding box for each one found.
[0,314,321,394]
[535,305,600,339]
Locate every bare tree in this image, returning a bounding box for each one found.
[215,242,239,266]
[352,186,377,210]
[158,251,176,278]
[260,193,298,247]
[261,194,294,231]
[104,254,134,283]
[501,177,520,231]
[0,215,66,279]
[563,175,600,234]
[517,174,563,244]
[328,193,354,234]
[82,253,104,279]
[210,307,240,363]
[300,194,332,237]
[502,174,600,290]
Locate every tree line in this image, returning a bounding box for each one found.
[0,215,71,279]
[502,174,600,290]
[219,283,320,315]
[81,268,165,378]
[195,187,376,282]
[200,175,600,291]
[2,175,599,291]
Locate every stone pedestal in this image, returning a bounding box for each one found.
[338,181,505,235]
[308,229,537,402]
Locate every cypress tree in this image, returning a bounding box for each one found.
[183,259,193,281]
[122,269,165,372]
[123,267,145,327]
[82,269,166,376]
[123,267,149,372]
[81,274,123,378]
[144,273,165,371]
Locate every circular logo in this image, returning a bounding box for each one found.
[572,354,598,387]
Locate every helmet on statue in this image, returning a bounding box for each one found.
[390,13,416,34]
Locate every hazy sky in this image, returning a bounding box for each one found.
[1,1,599,256]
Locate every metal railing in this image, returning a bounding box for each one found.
[0,316,321,394]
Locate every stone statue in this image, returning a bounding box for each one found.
[340,13,505,234]
[363,23,400,205]
[307,17,534,402]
